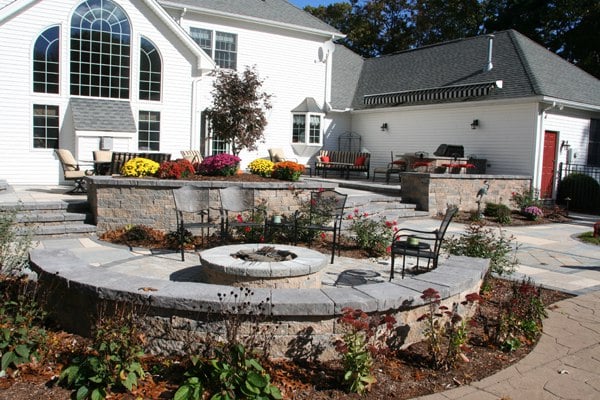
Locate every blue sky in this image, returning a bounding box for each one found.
[290,0,347,8]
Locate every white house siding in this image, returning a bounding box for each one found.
[0,0,198,185]
[349,100,539,176]
[542,110,591,166]
[178,12,332,168]
[0,0,67,184]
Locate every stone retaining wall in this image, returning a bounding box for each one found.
[87,176,337,233]
[399,173,531,215]
[30,248,489,361]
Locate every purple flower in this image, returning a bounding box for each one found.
[198,153,241,176]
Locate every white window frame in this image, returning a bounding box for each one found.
[189,27,237,70]
[292,113,323,145]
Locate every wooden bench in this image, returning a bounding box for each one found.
[109,152,172,175]
[314,150,370,179]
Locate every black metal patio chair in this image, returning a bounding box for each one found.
[390,206,458,280]
[172,185,219,261]
[295,189,348,264]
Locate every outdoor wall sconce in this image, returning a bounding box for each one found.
[470,119,479,129]
[560,140,570,152]
[380,122,388,131]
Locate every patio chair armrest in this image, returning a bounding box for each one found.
[393,228,438,240]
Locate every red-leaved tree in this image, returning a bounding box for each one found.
[204,66,272,156]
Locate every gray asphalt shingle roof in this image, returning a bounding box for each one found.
[161,0,341,36]
[346,30,600,110]
[330,44,363,110]
[70,98,137,132]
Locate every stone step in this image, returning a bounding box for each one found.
[1,200,96,237]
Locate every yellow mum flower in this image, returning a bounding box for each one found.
[248,159,274,177]
[121,157,160,177]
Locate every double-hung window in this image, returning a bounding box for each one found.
[138,111,160,151]
[292,114,322,145]
[33,105,59,149]
[190,27,237,70]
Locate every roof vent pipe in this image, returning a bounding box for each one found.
[484,34,494,72]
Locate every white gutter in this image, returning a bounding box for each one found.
[159,1,346,40]
[0,0,37,22]
[538,96,600,112]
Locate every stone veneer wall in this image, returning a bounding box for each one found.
[399,173,531,215]
[138,286,481,361]
[30,246,488,361]
[87,176,337,233]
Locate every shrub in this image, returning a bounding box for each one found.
[248,159,274,177]
[522,205,543,221]
[0,208,33,276]
[121,157,159,177]
[229,203,267,243]
[335,307,395,394]
[175,288,281,400]
[443,223,519,276]
[271,161,304,181]
[556,173,600,213]
[510,188,541,210]
[59,303,146,400]
[198,154,241,176]
[493,279,547,352]
[417,288,481,369]
[483,202,512,224]
[156,159,195,179]
[346,209,395,257]
[0,283,47,376]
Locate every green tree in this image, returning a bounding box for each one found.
[412,0,484,47]
[484,0,600,78]
[204,66,272,156]
[306,0,414,57]
[304,0,599,78]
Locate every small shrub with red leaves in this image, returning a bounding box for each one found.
[334,307,396,394]
[418,288,481,369]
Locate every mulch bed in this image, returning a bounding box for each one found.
[0,276,572,400]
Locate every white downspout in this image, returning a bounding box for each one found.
[190,77,202,150]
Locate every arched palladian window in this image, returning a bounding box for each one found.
[33,26,60,94]
[70,0,131,99]
[139,37,161,101]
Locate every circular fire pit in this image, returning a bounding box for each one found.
[199,244,327,288]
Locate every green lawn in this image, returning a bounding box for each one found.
[578,231,600,245]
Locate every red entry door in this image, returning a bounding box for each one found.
[541,131,558,199]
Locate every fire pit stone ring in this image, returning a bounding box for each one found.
[199,244,328,288]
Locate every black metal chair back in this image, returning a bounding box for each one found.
[301,190,348,263]
[219,186,266,241]
[172,186,217,261]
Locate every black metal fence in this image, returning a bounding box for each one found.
[557,163,600,213]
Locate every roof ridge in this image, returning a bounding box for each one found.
[506,30,542,95]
